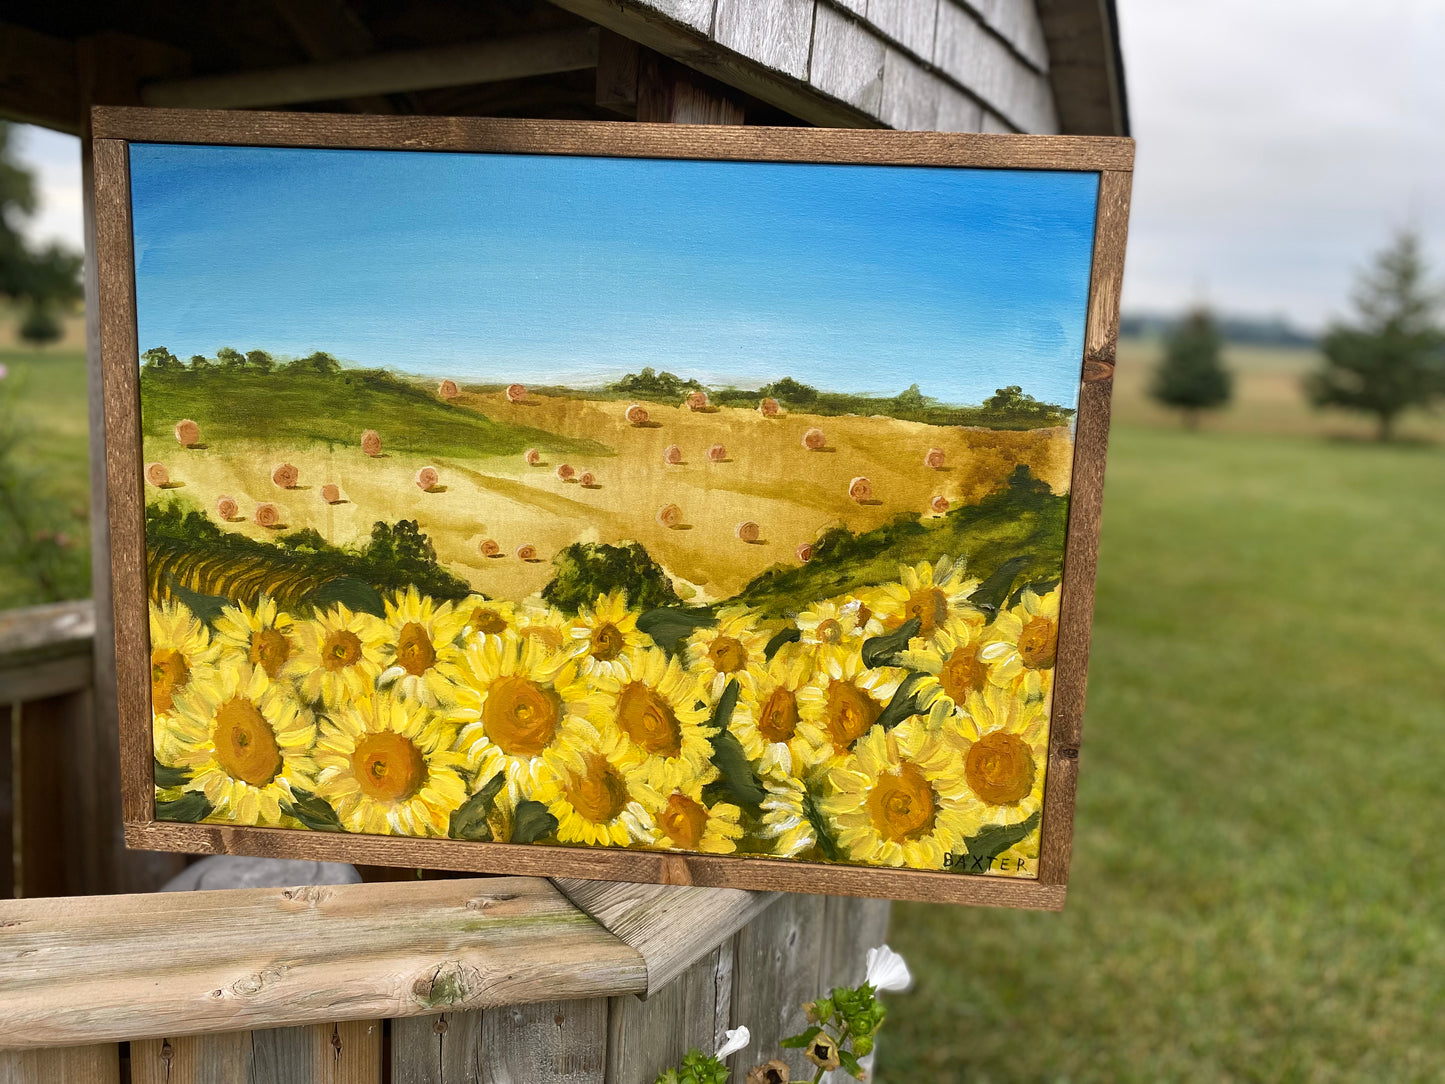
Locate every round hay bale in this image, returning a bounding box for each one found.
[320,483,342,504]
[930,495,950,514]
[556,463,576,481]
[516,543,537,561]
[848,476,873,503]
[706,443,727,462]
[759,397,780,417]
[626,403,650,426]
[802,427,826,450]
[480,538,501,557]
[437,379,460,400]
[795,542,813,563]
[524,448,541,466]
[924,447,946,470]
[144,462,170,487]
[736,520,760,543]
[272,463,299,489]
[686,390,709,411]
[505,383,527,403]
[415,466,440,491]
[254,502,280,528]
[579,471,596,488]
[657,503,683,529]
[174,419,200,447]
[216,495,238,520]
[663,444,683,465]
[360,429,382,457]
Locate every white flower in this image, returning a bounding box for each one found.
[864,944,912,992]
[715,1025,751,1060]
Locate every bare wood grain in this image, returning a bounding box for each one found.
[606,943,731,1084]
[726,893,825,1081]
[91,107,1134,171]
[867,0,941,59]
[250,1026,319,1084]
[934,0,1057,132]
[392,1012,484,1084]
[0,877,644,1050]
[131,1032,252,1084]
[712,0,815,82]
[0,1044,121,1084]
[551,880,777,995]
[479,1000,607,1084]
[807,4,885,115]
[315,1020,382,1084]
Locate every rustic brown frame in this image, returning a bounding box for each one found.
[94,106,1131,910]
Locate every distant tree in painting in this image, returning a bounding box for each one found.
[141,346,183,372]
[289,350,342,374]
[216,346,245,370]
[759,376,819,404]
[1150,308,1231,428]
[1307,232,1444,441]
[542,541,681,615]
[245,349,275,373]
[188,354,212,370]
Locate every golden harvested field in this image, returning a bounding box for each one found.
[142,390,1073,604]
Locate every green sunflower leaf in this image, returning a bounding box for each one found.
[968,554,1033,617]
[283,788,344,832]
[154,759,190,788]
[165,575,230,626]
[861,616,921,668]
[636,606,716,655]
[510,800,559,844]
[875,670,931,730]
[156,790,213,823]
[450,772,507,842]
[310,576,387,618]
[708,681,766,809]
[764,626,801,660]
[802,790,840,861]
[954,810,1042,872]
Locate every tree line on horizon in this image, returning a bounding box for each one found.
[141,346,343,375]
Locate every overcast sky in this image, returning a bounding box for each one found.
[11,0,1445,333]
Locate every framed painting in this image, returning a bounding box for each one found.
[93,107,1131,908]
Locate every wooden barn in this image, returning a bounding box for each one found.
[0,3,1127,1081]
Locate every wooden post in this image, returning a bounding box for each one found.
[636,49,746,125]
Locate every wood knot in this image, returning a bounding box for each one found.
[1082,358,1115,383]
[414,961,481,1009]
[465,893,518,911]
[1059,746,1080,760]
[281,885,330,906]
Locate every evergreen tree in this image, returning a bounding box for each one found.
[18,302,61,348]
[1307,232,1443,441]
[1150,307,1231,428]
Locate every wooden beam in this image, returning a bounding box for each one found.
[268,0,398,115]
[0,876,647,1050]
[0,21,79,132]
[141,28,601,110]
[1037,0,1129,135]
[636,50,745,125]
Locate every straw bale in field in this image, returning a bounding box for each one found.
[254,502,280,527]
[657,503,682,529]
[174,419,200,447]
[686,390,709,411]
[321,483,342,504]
[759,397,780,417]
[438,379,459,400]
[524,448,541,465]
[516,543,538,561]
[360,429,383,457]
[144,462,170,487]
[925,447,946,469]
[930,495,950,514]
[272,463,299,489]
[848,476,873,502]
[663,444,683,465]
[415,465,440,491]
[626,403,650,426]
[736,520,760,543]
[802,427,826,450]
[579,471,596,488]
[706,443,727,462]
[556,463,576,481]
[505,383,527,402]
[480,539,501,557]
[216,495,238,520]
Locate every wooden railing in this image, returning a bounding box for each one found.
[0,603,892,1081]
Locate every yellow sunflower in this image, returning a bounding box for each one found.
[869,556,983,645]
[562,590,654,679]
[149,598,221,763]
[534,720,657,847]
[450,633,598,800]
[796,649,904,761]
[731,646,830,779]
[167,662,316,827]
[758,768,819,858]
[213,595,296,679]
[377,587,468,706]
[903,615,998,714]
[457,595,520,642]
[979,585,1061,701]
[795,595,883,655]
[315,693,466,836]
[684,606,772,699]
[948,682,1049,828]
[592,645,717,791]
[819,719,973,869]
[651,783,744,855]
[513,598,569,654]
[284,603,389,712]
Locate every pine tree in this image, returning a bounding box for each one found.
[1307,232,1444,441]
[1150,307,1231,428]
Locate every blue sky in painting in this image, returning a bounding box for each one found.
[129,143,1098,409]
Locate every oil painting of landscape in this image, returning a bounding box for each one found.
[130,142,1099,879]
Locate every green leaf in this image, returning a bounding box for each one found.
[636,607,716,655]
[165,575,230,626]
[707,681,766,808]
[968,554,1032,616]
[450,772,507,841]
[780,1025,823,1049]
[838,1047,864,1078]
[861,616,921,668]
[764,626,801,660]
[310,576,386,618]
[283,788,344,832]
[511,800,559,844]
[156,790,212,823]
[154,759,190,788]
[955,811,1042,872]
[802,790,840,861]
[874,670,930,730]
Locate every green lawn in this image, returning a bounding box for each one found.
[880,425,1445,1082]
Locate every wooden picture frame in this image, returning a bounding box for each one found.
[94,106,1131,909]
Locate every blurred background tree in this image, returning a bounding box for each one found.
[0,121,82,328]
[1149,307,1232,428]
[1307,232,1444,441]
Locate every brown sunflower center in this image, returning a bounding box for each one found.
[824,679,881,750]
[756,687,800,744]
[211,696,282,787]
[395,621,437,676]
[322,629,363,672]
[904,587,949,636]
[566,754,628,824]
[1018,617,1058,669]
[469,607,509,635]
[482,676,561,757]
[707,635,748,674]
[151,648,190,713]
[965,731,1037,805]
[616,682,682,757]
[249,627,291,678]
[660,793,710,849]
[940,646,989,701]
[589,622,625,661]
[868,761,937,842]
[351,731,427,803]
[814,618,844,644]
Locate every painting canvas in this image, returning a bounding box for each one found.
[100,116,1125,902]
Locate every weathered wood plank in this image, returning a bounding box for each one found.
[644,0,716,34]
[392,1012,485,1084]
[808,4,885,115]
[726,893,826,1081]
[817,896,892,1082]
[0,1044,120,1084]
[879,47,942,131]
[934,1,1057,132]
[131,1032,253,1084]
[0,877,645,1050]
[605,943,731,1084]
[636,50,745,125]
[867,0,940,59]
[936,85,986,132]
[0,600,93,672]
[552,880,777,995]
[315,1021,383,1084]
[978,0,1051,72]
[1037,0,1126,135]
[250,1026,318,1084]
[712,0,816,81]
[480,1000,607,1084]
[0,19,80,132]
